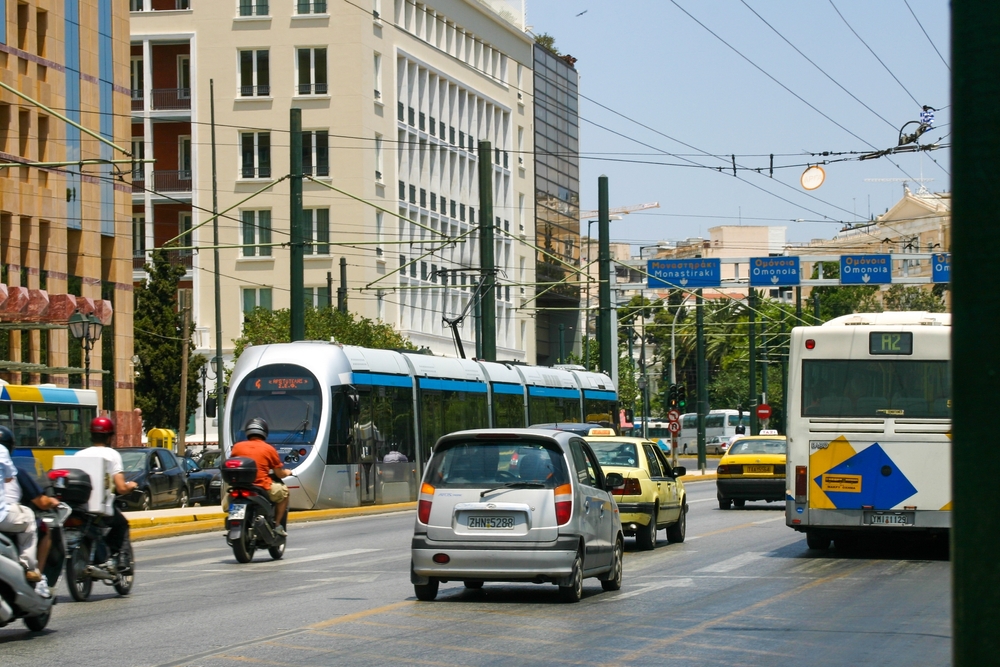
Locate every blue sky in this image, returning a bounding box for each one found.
[524,1,951,248]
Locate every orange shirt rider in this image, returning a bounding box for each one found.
[231,420,292,531]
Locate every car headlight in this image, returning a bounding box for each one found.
[210,480,222,487]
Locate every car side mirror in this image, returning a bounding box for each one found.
[672,466,686,478]
[604,472,624,489]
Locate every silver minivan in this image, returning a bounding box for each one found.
[411,429,625,603]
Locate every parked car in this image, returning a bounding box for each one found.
[706,436,730,455]
[411,428,625,603]
[716,435,787,509]
[117,448,190,511]
[584,435,687,550]
[180,456,221,505]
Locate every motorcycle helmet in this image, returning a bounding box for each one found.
[245,417,269,440]
[0,425,13,451]
[91,416,115,434]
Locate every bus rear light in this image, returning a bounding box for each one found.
[794,466,807,503]
[805,339,816,349]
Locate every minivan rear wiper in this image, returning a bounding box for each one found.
[480,482,546,498]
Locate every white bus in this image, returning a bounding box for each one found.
[785,312,950,550]
[677,409,750,454]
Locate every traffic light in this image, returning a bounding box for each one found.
[667,383,678,409]
[677,385,687,410]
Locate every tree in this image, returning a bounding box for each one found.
[133,249,206,431]
[809,262,882,320]
[534,33,560,55]
[883,285,946,312]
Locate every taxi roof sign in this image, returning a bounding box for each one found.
[587,428,616,437]
[759,429,779,435]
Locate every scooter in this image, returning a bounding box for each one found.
[222,456,286,563]
[0,502,71,632]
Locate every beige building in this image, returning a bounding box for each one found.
[1,0,136,437]
[130,0,536,440]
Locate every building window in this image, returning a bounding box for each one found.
[303,286,330,309]
[178,136,192,178]
[449,126,455,144]
[242,287,273,316]
[178,213,193,257]
[239,50,270,96]
[429,116,436,136]
[408,107,415,126]
[459,203,465,222]
[302,130,329,177]
[241,210,272,257]
[374,134,383,181]
[409,185,416,204]
[304,208,330,255]
[450,200,456,218]
[131,140,145,181]
[398,180,405,200]
[375,212,384,257]
[373,52,382,100]
[130,57,144,100]
[130,0,144,10]
[296,0,327,14]
[430,193,436,211]
[372,0,381,20]
[240,131,271,178]
[420,188,426,208]
[177,55,191,99]
[133,215,146,257]
[238,0,269,16]
[296,48,328,95]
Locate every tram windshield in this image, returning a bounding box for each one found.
[230,364,323,446]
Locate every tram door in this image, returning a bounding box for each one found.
[356,423,378,504]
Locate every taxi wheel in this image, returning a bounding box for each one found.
[666,503,687,543]
[635,510,657,551]
[733,499,746,509]
[718,497,732,510]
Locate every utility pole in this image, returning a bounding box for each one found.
[813,292,820,325]
[477,141,496,361]
[326,271,333,308]
[953,4,1000,663]
[177,307,191,454]
[289,108,305,341]
[210,80,225,427]
[748,289,757,435]
[695,290,707,472]
[598,176,613,376]
[760,317,768,411]
[558,323,565,364]
[337,257,348,313]
[795,286,802,324]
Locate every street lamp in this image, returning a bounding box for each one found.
[68,311,104,390]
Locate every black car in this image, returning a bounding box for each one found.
[180,455,222,505]
[118,448,190,511]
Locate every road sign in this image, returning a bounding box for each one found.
[667,410,681,423]
[749,257,800,287]
[840,254,891,285]
[647,258,721,289]
[756,403,772,420]
[932,253,950,283]
[668,421,681,434]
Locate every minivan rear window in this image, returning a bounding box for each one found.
[426,440,570,488]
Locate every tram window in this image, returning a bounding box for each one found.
[326,388,354,465]
[528,395,580,424]
[349,385,415,465]
[419,389,488,464]
[230,364,322,445]
[585,399,615,426]
[492,392,524,428]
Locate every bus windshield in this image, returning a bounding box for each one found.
[229,364,323,445]
[802,359,950,419]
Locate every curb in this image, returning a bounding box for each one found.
[130,502,417,542]
[679,473,718,483]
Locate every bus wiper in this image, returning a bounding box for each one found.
[480,482,546,498]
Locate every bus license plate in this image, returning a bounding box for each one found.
[468,516,514,530]
[228,505,246,521]
[865,512,913,526]
[745,465,772,474]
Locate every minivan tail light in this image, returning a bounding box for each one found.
[418,482,434,524]
[554,483,572,526]
[795,465,807,503]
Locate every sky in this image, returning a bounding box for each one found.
[523,0,951,251]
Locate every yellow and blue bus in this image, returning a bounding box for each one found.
[2,384,100,473]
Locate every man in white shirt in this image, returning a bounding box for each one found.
[75,416,137,570]
[0,432,41,584]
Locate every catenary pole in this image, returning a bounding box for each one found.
[477,141,496,361]
[748,289,757,435]
[290,108,305,341]
[338,257,348,313]
[210,80,225,427]
[696,290,707,472]
[598,176,613,376]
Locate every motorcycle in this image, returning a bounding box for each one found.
[0,502,71,632]
[222,456,286,563]
[48,468,135,602]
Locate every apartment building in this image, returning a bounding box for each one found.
[130,0,536,440]
[0,0,136,434]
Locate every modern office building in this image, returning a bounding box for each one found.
[0,0,137,437]
[130,0,536,441]
[531,43,579,366]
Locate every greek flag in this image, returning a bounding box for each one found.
[920,108,935,127]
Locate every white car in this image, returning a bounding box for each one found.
[706,436,729,455]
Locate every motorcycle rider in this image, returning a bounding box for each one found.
[74,416,138,570]
[0,426,57,597]
[231,418,290,536]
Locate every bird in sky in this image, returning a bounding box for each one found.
[576,10,588,17]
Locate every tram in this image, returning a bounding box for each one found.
[222,342,618,510]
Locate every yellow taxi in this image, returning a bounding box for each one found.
[716,432,786,510]
[584,430,687,550]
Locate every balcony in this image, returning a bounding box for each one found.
[132,89,144,111]
[152,170,192,193]
[149,88,191,111]
[132,0,192,10]
[133,251,192,270]
[239,85,271,98]
[132,173,145,194]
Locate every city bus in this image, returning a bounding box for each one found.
[676,409,750,454]
[785,312,950,549]
[223,342,618,510]
[0,384,100,473]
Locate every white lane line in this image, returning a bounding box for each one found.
[604,578,695,601]
[254,548,380,567]
[752,516,785,525]
[262,573,382,595]
[695,552,765,573]
[687,498,718,504]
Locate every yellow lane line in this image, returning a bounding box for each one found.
[309,600,414,629]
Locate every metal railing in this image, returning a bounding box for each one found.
[239,85,270,97]
[150,88,191,110]
[131,89,144,111]
[152,170,192,192]
[131,174,145,194]
[297,82,328,96]
[239,0,268,16]
[133,251,192,270]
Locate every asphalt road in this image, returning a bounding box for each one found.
[1,480,951,666]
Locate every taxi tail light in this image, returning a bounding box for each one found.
[418,483,435,524]
[611,478,642,496]
[795,466,808,503]
[717,464,743,475]
[554,484,573,526]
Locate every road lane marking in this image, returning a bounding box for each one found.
[696,552,765,573]
[255,548,380,567]
[262,573,382,595]
[752,516,785,525]
[603,578,696,601]
[686,516,784,541]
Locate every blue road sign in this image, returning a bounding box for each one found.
[749,257,800,287]
[932,253,950,283]
[840,254,891,285]
[648,258,721,289]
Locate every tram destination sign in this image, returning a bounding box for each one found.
[648,258,721,289]
[932,253,950,283]
[749,257,800,287]
[840,254,891,285]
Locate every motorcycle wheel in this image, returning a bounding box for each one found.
[66,545,92,602]
[23,609,51,632]
[114,537,135,595]
[231,510,256,563]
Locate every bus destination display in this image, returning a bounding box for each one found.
[252,376,315,391]
[869,332,913,355]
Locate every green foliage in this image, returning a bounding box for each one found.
[565,336,638,409]
[882,285,946,312]
[534,33,560,55]
[809,261,882,320]
[133,249,206,431]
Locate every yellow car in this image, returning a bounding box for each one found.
[584,433,687,550]
[716,434,787,510]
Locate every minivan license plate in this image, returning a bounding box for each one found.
[468,516,514,530]
[229,505,246,521]
[865,512,913,526]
